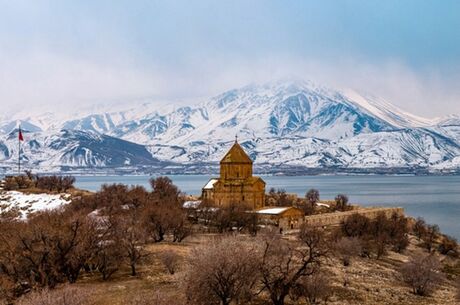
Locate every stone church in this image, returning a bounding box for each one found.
[201,139,266,209]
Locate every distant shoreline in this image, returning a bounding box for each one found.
[2,169,460,177]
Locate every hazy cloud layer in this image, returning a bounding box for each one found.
[1,1,459,118]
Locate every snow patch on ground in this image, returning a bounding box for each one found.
[0,190,71,219]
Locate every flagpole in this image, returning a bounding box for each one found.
[18,125,21,176]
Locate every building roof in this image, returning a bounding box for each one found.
[220,141,253,164]
[183,200,202,209]
[203,178,219,190]
[245,176,266,185]
[256,207,291,215]
[256,206,303,216]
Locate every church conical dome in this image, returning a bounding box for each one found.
[220,141,252,164]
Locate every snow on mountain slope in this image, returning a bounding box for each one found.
[341,90,435,128]
[0,129,162,171]
[1,80,460,173]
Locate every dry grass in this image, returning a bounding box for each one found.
[11,233,457,305]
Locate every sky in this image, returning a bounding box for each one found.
[0,0,459,118]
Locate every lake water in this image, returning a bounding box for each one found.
[75,175,460,240]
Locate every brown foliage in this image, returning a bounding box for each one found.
[150,176,181,206]
[0,176,192,300]
[3,175,33,190]
[341,213,370,237]
[36,175,75,192]
[144,177,189,243]
[184,237,260,305]
[213,202,259,234]
[266,188,295,207]
[0,210,98,289]
[400,253,444,296]
[340,212,409,259]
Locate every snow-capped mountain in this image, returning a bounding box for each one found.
[0,129,163,173]
[1,80,459,174]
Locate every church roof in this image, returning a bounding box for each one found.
[220,141,253,164]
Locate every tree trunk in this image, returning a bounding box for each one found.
[131,263,136,276]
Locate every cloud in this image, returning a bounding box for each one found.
[1,48,459,119]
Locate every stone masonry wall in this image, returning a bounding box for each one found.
[303,207,404,227]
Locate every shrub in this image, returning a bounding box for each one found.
[422,224,440,253]
[334,237,362,266]
[400,254,444,296]
[413,217,427,240]
[184,237,260,305]
[438,235,458,257]
[341,214,370,237]
[125,291,183,305]
[387,212,409,253]
[159,250,181,275]
[16,286,91,305]
[290,273,332,305]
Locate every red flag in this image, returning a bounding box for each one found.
[18,128,24,141]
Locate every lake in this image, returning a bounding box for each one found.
[75,175,460,240]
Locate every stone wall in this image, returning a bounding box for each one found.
[303,207,404,227]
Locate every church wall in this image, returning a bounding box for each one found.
[220,163,252,179]
[210,181,265,209]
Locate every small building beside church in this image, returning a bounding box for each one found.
[256,206,305,230]
[201,140,266,209]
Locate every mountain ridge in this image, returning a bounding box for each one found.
[1,80,459,174]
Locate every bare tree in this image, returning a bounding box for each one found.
[305,189,320,206]
[159,250,181,275]
[413,217,427,240]
[2,210,99,288]
[422,224,440,253]
[341,213,370,237]
[118,212,149,276]
[150,176,181,206]
[170,210,192,242]
[334,237,362,266]
[335,194,350,211]
[184,237,260,305]
[258,225,328,305]
[400,253,444,296]
[143,205,171,242]
[387,212,409,253]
